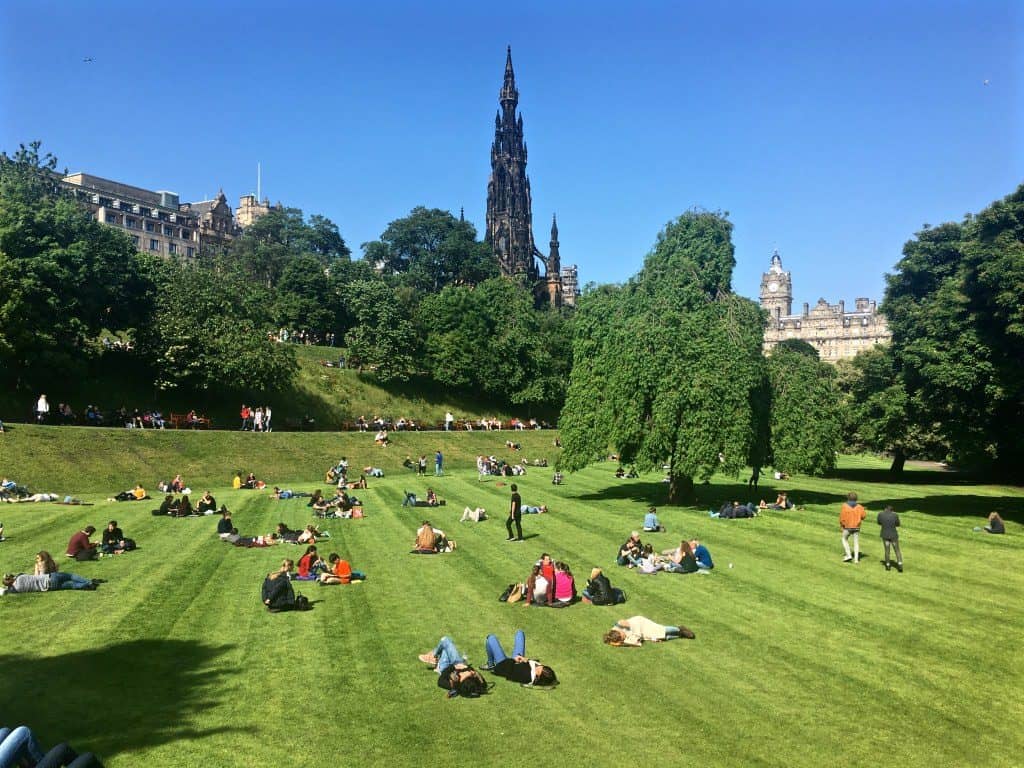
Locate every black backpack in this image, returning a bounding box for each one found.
[498,583,516,602]
[294,594,312,611]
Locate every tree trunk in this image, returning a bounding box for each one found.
[889,446,906,475]
[668,474,695,505]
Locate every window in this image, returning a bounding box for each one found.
[149,239,160,252]
[164,225,174,236]
[105,213,119,224]
[131,235,140,247]
[186,246,194,258]
[168,243,177,255]
[145,221,155,232]
[125,217,137,229]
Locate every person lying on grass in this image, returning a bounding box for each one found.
[4,492,60,503]
[2,570,104,595]
[297,524,329,543]
[418,636,490,699]
[110,484,148,502]
[522,504,547,514]
[274,523,301,543]
[319,553,366,585]
[225,528,276,547]
[603,617,696,646]
[460,506,487,523]
[483,629,558,687]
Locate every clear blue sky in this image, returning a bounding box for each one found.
[1,0,1020,304]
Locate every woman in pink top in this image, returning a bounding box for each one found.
[552,561,576,606]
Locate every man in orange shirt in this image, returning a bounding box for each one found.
[839,492,867,563]
[319,553,365,584]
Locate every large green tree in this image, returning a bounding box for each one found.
[343,280,418,382]
[883,185,1024,475]
[417,278,573,408]
[134,258,295,393]
[766,344,842,475]
[559,211,765,502]
[363,206,498,292]
[0,142,148,386]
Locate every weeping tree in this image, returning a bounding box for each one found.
[559,210,766,503]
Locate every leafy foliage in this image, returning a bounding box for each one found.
[766,345,842,475]
[883,185,1024,474]
[343,280,418,382]
[417,278,573,408]
[559,211,765,501]
[0,142,146,386]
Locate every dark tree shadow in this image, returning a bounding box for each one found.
[0,639,250,761]
[823,467,984,486]
[572,480,846,510]
[872,495,1024,524]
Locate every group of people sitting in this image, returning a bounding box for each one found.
[617,531,714,574]
[66,523,137,559]
[154,491,222,517]
[291,544,366,584]
[505,553,577,606]
[476,455,531,478]
[309,488,364,518]
[418,629,557,699]
[156,474,189,494]
[232,472,266,490]
[412,520,456,553]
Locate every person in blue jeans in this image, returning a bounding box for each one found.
[418,636,488,698]
[434,449,443,476]
[484,630,558,686]
[0,725,46,765]
[1,572,99,594]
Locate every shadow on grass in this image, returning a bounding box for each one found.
[873,495,1024,524]
[823,467,983,486]
[572,480,846,510]
[0,638,250,760]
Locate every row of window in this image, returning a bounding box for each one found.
[129,235,194,258]
[104,213,197,241]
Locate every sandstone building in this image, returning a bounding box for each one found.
[759,250,891,361]
[63,172,202,259]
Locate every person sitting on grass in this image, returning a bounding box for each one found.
[552,561,576,607]
[483,629,558,687]
[582,567,625,605]
[418,637,489,699]
[617,532,644,567]
[663,540,701,574]
[552,470,563,485]
[197,490,217,515]
[297,524,328,544]
[296,545,326,580]
[460,506,487,523]
[176,494,194,518]
[319,553,366,585]
[217,509,233,538]
[602,616,696,646]
[643,507,665,533]
[977,511,1006,535]
[261,559,296,611]
[34,550,59,575]
[771,492,793,510]
[690,538,714,570]
[524,564,549,606]
[101,520,134,555]
[2,570,103,595]
[412,521,455,553]
[374,429,389,446]
[66,526,99,561]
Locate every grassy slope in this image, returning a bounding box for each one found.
[0,428,1022,767]
[0,343,544,432]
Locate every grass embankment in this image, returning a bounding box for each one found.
[0,343,546,431]
[0,428,1022,768]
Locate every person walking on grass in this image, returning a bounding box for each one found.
[877,505,903,572]
[840,492,867,563]
[506,483,523,542]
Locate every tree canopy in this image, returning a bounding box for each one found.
[882,184,1024,475]
[559,210,765,502]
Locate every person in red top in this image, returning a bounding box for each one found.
[296,545,324,580]
[839,492,868,563]
[240,404,252,431]
[66,526,99,561]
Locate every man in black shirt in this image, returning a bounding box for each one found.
[876,505,903,572]
[506,483,523,541]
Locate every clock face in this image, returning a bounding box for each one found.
[768,281,779,293]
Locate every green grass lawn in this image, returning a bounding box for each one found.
[0,428,1022,767]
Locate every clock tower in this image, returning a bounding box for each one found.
[759,249,792,319]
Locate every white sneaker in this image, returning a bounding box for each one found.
[842,556,853,562]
